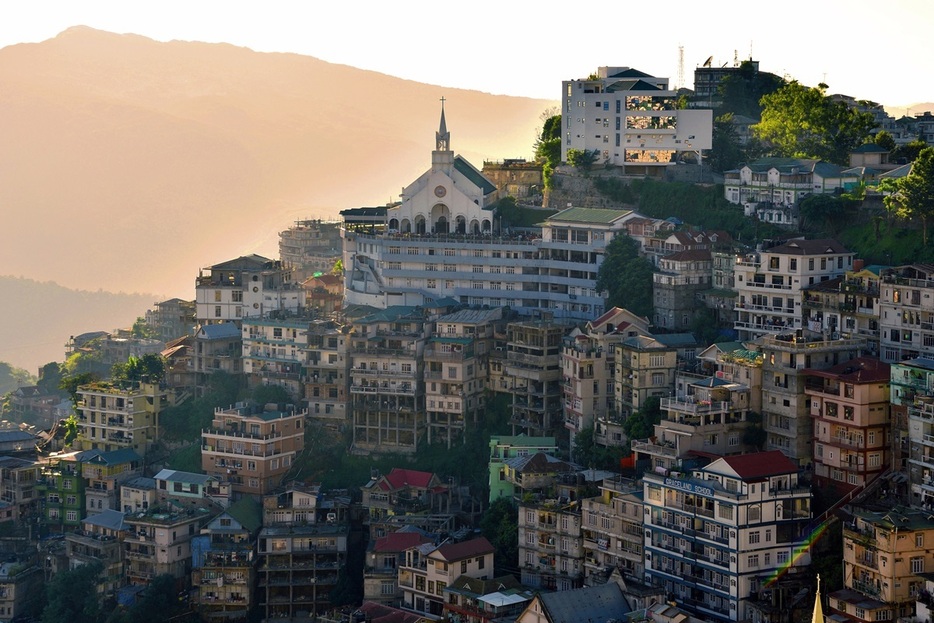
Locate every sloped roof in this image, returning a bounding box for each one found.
[446,574,523,597]
[505,452,575,474]
[379,468,437,491]
[547,207,633,225]
[606,79,663,92]
[852,143,889,153]
[452,156,497,196]
[373,531,433,553]
[879,162,913,179]
[767,238,850,255]
[715,450,798,481]
[356,306,421,325]
[85,448,142,466]
[208,254,275,271]
[356,601,428,623]
[607,68,654,79]
[83,508,125,531]
[654,333,700,348]
[432,536,494,562]
[225,496,263,533]
[0,431,37,444]
[663,249,712,262]
[198,322,241,340]
[803,356,890,384]
[154,469,213,485]
[538,581,631,623]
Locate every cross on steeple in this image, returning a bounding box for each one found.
[436,97,450,152]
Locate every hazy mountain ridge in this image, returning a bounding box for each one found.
[0,276,156,374]
[0,26,555,298]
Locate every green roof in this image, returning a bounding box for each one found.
[546,207,633,225]
[454,156,497,195]
[226,496,263,533]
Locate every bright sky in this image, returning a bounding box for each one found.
[1,0,932,110]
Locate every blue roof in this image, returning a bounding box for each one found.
[199,323,241,340]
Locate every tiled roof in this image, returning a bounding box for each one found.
[538,581,631,623]
[804,356,890,383]
[356,601,427,623]
[373,531,432,553]
[662,249,712,262]
[767,238,849,255]
[719,450,798,480]
[433,536,494,562]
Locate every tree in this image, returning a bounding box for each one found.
[893,139,928,164]
[716,61,785,119]
[874,130,897,152]
[331,258,343,274]
[111,354,165,383]
[252,383,292,405]
[566,148,599,173]
[36,362,65,395]
[754,82,877,165]
[595,235,654,317]
[60,371,101,406]
[799,193,858,235]
[884,147,934,245]
[131,316,156,339]
[622,397,662,441]
[534,112,562,189]
[41,561,104,623]
[708,113,745,173]
[479,497,519,573]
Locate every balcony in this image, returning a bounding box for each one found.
[631,439,677,458]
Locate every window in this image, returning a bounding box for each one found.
[917,533,924,548]
[911,556,924,574]
[215,306,222,317]
[749,531,760,544]
[748,554,759,567]
[381,582,395,595]
[461,560,468,573]
[66,510,78,522]
[718,504,733,520]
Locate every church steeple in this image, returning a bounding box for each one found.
[812,575,824,623]
[436,97,450,152]
[432,97,453,171]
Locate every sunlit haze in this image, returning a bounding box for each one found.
[2,0,933,110]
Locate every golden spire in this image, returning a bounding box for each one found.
[812,575,824,623]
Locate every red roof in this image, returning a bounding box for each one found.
[803,356,890,384]
[357,601,426,623]
[373,531,432,553]
[432,536,494,562]
[379,468,437,491]
[720,451,798,481]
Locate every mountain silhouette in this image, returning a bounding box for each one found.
[0,26,556,298]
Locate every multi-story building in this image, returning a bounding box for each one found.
[643,451,812,622]
[892,357,934,508]
[733,238,855,342]
[878,265,934,363]
[425,308,503,447]
[120,475,156,514]
[692,59,762,109]
[653,250,713,331]
[631,372,755,473]
[759,332,866,465]
[81,448,143,515]
[614,335,678,419]
[517,494,584,591]
[723,159,861,226]
[303,273,344,315]
[349,306,430,454]
[361,468,451,536]
[303,318,350,431]
[242,314,314,398]
[191,497,262,621]
[75,380,173,456]
[37,450,87,531]
[561,67,712,173]
[145,297,196,342]
[201,402,306,497]
[124,469,221,584]
[488,436,558,503]
[501,319,567,438]
[195,254,302,326]
[580,476,644,584]
[805,357,891,497]
[562,308,649,448]
[0,456,39,523]
[803,264,883,357]
[278,219,343,282]
[695,342,764,414]
[0,560,42,623]
[341,106,639,323]
[442,574,532,623]
[65,508,126,595]
[399,536,495,618]
[365,531,433,607]
[834,507,934,623]
[193,322,243,391]
[257,500,349,619]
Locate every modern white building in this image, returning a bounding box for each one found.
[195,255,302,326]
[341,105,640,322]
[561,67,712,172]
[642,451,812,622]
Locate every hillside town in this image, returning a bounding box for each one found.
[4,62,934,623]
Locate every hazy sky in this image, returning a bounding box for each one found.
[2,0,932,111]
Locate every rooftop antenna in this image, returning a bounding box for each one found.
[677,45,684,90]
[733,50,738,67]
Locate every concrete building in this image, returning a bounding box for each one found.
[195,254,301,326]
[580,475,644,584]
[278,219,343,282]
[653,249,712,331]
[365,531,433,607]
[242,314,314,398]
[892,357,934,508]
[501,319,567,438]
[805,357,891,497]
[488,435,558,503]
[80,448,143,515]
[692,59,762,109]
[878,265,934,363]
[562,67,712,173]
[201,402,306,497]
[834,506,934,623]
[361,468,451,538]
[0,456,39,524]
[303,318,350,431]
[0,561,42,623]
[399,537,495,618]
[733,238,855,342]
[442,574,532,623]
[614,335,678,419]
[759,332,866,466]
[193,322,243,392]
[803,265,883,358]
[145,298,196,342]
[349,306,430,454]
[75,380,172,456]
[65,509,126,595]
[643,451,812,622]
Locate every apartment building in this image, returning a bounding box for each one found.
[734,238,855,342]
[502,319,567,438]
[643,452,812,622]
[65,509,125,595]
[201,402,306,497]
[692,59,762,109]
[303,319,350,431]
[191,497,262,621]
[81,448,142,515]
[803,264,882,357]
[37,450,86,531]
[562,308,648,448]
[759,332,866,465]
[0,456,39,523]
[361,468,450,536]
[0,561,42,623]
[145,298,196,342]
[723,159,861,225]
[805,357,891,496]
[562,67,712,173]
[696,342,764,413]
[614,335,678,419]
[425,308,503,447]
[580,475,644,584]
[242,314,313,398]
[878,265,934,363]
[399,537,495,618]
[195,254,302,326]
[365,531,433,606]
[341,107,638,322]
[631,372,755,473]
[75,380,173,455]
[193,322,243,390]
[349,306,429,454]
[653,249,713,331]
[278,219,343,282]
[834,507,934,623]
[892,357,934,508]
[488,436,558,503]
